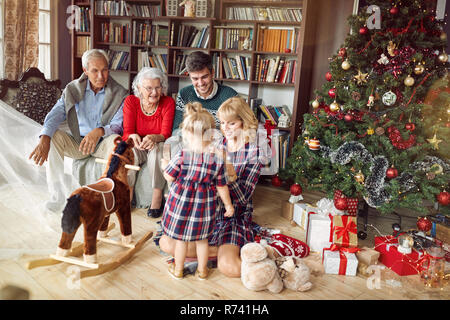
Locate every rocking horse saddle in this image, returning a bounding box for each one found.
[83,178,115,212]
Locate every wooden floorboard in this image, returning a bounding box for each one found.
[0,185,448,300]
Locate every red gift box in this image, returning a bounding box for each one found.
[374,236,424,276]
[334,190,359,216]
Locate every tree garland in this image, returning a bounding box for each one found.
[320,142,450,209]
[321,141,391,207]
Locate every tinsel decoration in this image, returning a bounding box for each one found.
[321,141,391,208]
[387,126,416,149]
[409,156,450,173]
[364,155,391,207]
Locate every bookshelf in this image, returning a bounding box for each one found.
[69,0,318,168]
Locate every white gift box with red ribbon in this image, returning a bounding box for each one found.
[306,213,332,253]
[293,203,318,230]
[323,245,359,276]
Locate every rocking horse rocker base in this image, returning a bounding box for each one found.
[26,138,153,279]
[26,223,153,278]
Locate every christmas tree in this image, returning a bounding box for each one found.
[280,0,450,215]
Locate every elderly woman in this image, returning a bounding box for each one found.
[123,67,175,217]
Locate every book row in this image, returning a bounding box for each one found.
[226,6,302,23]
[75,6,91,33]
[257,104,292,126]
[257,27,300,53]
[255,55,297,84]
[212,53,251,81]
[99,22,131,44]
[214,27,253,51]
[105,49,130,71]
[170,24,210,49]
[76,36,91,58]
[132,22,169,46]
[95,0,161,17]
[137,50,168,73]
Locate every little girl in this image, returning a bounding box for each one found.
[160,102,234,280]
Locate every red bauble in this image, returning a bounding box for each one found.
[334,197,348,211]
[390,7,399,15]
[405,123,416,131]
[416,217,432,232]
[338,47,346,58]
[271,175,282,187]
[446,122,450,128]
[359,27,368,35]
[437,191,450,206]
[328,88,336,99]
[344,114,353,122]
[290,183,303,196]
[386,167,398,179]
[325,72,332,82]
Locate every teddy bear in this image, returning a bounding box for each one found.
[240,242,284,294]
[274,256,313,292]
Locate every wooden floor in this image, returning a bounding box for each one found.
[0,185,448,300]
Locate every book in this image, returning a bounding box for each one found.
[157,25,169,46]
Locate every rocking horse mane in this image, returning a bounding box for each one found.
[106,140,129,178]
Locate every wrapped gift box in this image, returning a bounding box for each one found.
[323,245,359,276]
[374,236,424,276]
[293,202,318,230]
[281,201,294,221]
[356,246,380,265]
[306,213,332,253]
[331,215,358,248]
[334,190,359,216]
[435,223,450,244]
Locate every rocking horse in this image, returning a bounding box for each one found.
[26,137,153,278]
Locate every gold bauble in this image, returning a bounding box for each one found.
[367,127,374,135]
[341,59,351,70]
[312,99,320,109]
[404,75,415,87]
[355,171,365,183]
[330,100,340,112]
[441,32,447,41]
[414,64,425,75]
[438,51,449,63]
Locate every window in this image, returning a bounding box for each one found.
[0,0,4,78]
[39,0,51,79]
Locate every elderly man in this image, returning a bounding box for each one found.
[172,51,238,130]
[29,49,128,212]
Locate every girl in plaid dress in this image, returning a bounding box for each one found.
[160,102,234,280]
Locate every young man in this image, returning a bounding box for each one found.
[29,49,128,213]
[172,51,238,130]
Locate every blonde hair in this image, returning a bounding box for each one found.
[180,102,216,139]
[217,97,258,142]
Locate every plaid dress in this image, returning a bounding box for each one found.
[209,139,263,248]
[161,149,227,241]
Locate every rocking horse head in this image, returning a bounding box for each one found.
[102,137,135,183]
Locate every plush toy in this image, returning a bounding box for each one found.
[56,137,137,263]
[240,242,284,294]
[275,256,313,292]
